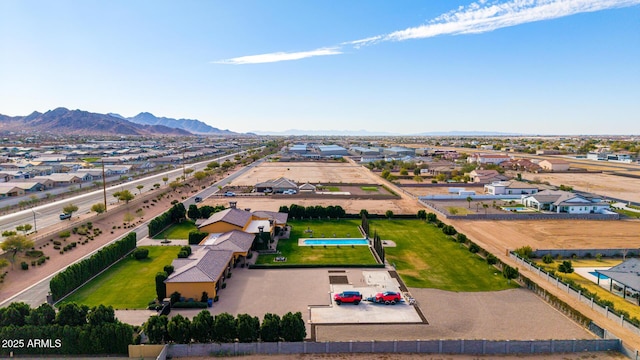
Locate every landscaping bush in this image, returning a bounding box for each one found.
[442,225,457,236]
[172,301,208,309]
[21,262,28,270]
[53,240,61,246]
[515,245,534,259]
[456,233,467,243]
[469,243,480,253]
[486,253,498,265]
[542,254,554,264]
[26,250,44,258]
[163,265,174,276]
[188,231,208,245]
[177,251,189,258]
[133,248,149,260]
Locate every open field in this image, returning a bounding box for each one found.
[231,162,374,186]
[447,218,639,253]
[520,172,640,203]
[60,246,180,309]
[372,219,517,291]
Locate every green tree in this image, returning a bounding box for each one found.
[136,184,144,194]
[280,312,306,341]
[1,302,31,326]
[91,202,106,214]
[515,245,534,259]
[191,310,214,343]
[87,304,116,326]
[236,313,260,343]
[118,189,135,204]
[1,234,35,268]
[56,303,89,326]
[187,204,201,220]
[145,315,169,344]
[413,175,423,183]
[162,176,169,185]
[113,191,122,203]
[62,203,79,219]
[260,313,281,342]
[17,223,32,234]
[169,181,181,191]
[385,210,393,219]
[466,196,472,208]
[207,161,220,170]
[359,209,369,218]
[213,312,237,343]
[417,210,427,220]
[194,171,207,183]
[558,260,574,273]
[26,303,56,326]
[168,314,191,344]
[502,265,519,283]
[155,271,168,300]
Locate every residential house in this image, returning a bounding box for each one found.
[467,153,511,165]
[468,169,508,184]
[596,258,640,306]
[34,174,81,186]
[484,181,539,195]
[522,190,610,214]
[254,177,298,194]
[0,185,25,198]
[539,159,570,172]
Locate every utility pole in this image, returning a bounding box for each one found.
[102,159,107,212]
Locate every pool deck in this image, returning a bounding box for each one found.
[574,266,612,289]
[298,237,370,246]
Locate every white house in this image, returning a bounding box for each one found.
[467,153,511,165]
[484,181,539,195]
[522,190,610,214]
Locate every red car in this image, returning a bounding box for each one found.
[375,291,402,305]
[334,291,362,305]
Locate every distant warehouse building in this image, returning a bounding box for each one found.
[289,144,308,154]
[383,147,415,157]
[316,145,349,157]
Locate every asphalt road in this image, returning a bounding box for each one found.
[0,154,266,308]
[0,151,248,237]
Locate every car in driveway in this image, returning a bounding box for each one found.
[334,291,362,305]
[374,291,402,305]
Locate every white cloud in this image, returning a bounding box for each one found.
[213,47,342,65]
[214,0,640,64]
[382,0,640,41]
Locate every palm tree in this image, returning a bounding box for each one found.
[466,196,472,208]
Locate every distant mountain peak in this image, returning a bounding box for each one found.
[127,112,235,135]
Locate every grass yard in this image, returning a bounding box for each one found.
[446,206,473,215]
[60,246,181,309]
[152,220,197,239]
[373,219,518,291]
[324,186,341,192]
[360,186,379,192]
[535,259,639,319]
[256,219,376,265]
[613,209,640,219]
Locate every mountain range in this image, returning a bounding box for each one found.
[0,108,235,136]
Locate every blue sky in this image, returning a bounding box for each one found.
[1,0,639,135]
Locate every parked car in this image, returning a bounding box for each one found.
[282,189,297,195]
[334,291,362,305]
[374,291,402,305]
[194,196,202,203]
[224,191,236,197]
[59,213,71,220]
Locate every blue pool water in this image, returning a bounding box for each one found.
[303,238,368,246]
[501,206,530,212]
[589,271,610,280]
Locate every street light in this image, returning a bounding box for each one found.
[31,208,40,234]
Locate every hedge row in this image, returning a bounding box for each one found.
[50,233,136,301]
[148,203,186,237]
[188,231,208,245]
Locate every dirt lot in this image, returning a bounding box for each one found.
[446,218,640,253]
[520,172,640,203]
[232,162,374,186]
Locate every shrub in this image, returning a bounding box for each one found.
[21,262,29,270]
[26,250,44,258]
[164,265,174,276]
[486,253,498,265]
[188,231,208,245]
[515,245,534,259]
[456,233,467,243]
[442,225,457,236]
[542,254,554,264]
[469,243,480,253]
[177,251,189,258]
[53,240,61,246]
[133,248,149,260]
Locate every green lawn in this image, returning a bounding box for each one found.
[60,246,181,309]
[256,219,376,265]
[152,221,197,239]
[372,219,518,291]
[360,186,379,192]
[613,209,640,219]
[324,186,341,192]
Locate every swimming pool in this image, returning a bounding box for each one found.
[302,238,369,246]
[589,271,610,280]
[501,206,532,212]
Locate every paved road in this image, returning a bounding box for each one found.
[0,156,265,308]
[0,151,250,237]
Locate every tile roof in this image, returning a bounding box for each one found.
[166,248,234,283]
[252,210,289,225]
[198,207,252,228]
[207,230,255,252]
